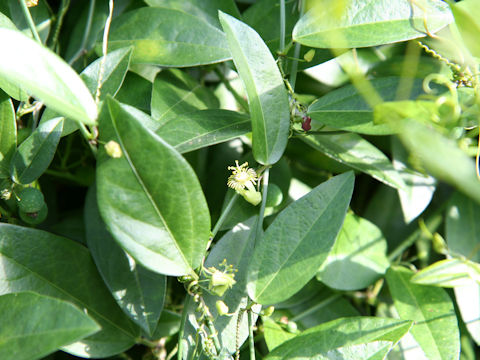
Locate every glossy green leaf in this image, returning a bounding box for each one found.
[0,90,15,178]
[151,310,181,340]
[411,258,480,287]
[247,172,354,305]
[106,7,231,66]
[182,217,260,358]
[447,192,480,344]
[302,133,406,190]
[0,224,139,358]
[85,186,166,336]
[144,0,240,28]
[96,97,210,276]
[317,212,389,291]
[265,317,413,360]
[263,317,296,351]
[151,69,219,124]
[397,119,480,203]
[386,266,460,360]
[292,0,453,48]
[0,292,99,360]
[0,11,16,30]
[308,77,425,135]
[116,72,152,113]
[448,0,480,58]
[0,28,97,125]
[156,109,250,153]
[219,12,290,165]
[0,0,51,42]
[11,118,64,185]
[392,138,436,224]
[81,47,133,102]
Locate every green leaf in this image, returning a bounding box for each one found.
[144,0,241,28]
[411,258,480,287]
[308,77,425,135]
[182,217,260,357]
[151,69,219,124]
[106,7,231,67]
[85,186,166,337]
[0,28,97,125]
[151,310,181,340]
[96,97,210,276]
[263,317,296,351]
[447,192,480,344]
[292,0,453,48]
[116,72,152,113]
[448,0,480,58]
[81,47,133,102]
[219,11,290,165]
[0,292,100,360]
[265,316,413,360]
[247,172,354,305]
[386,266,460,360]
[11,118,64,185]
[156,109,250,153]
[396,119,480,203]
[302,133,406,190]
[317,212,389,291]
[0,224,139,358]
[0,90,16,178]
[392,138,436,224]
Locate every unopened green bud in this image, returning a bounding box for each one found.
[216,300,230,316]
[239,188,262,206]
[303,49,315,62]
[432,233,448,254]
[261,306,275,317]
[286,321,298,333]
[105,140,122,158]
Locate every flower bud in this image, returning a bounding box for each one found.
[210,270,236,296]
[303,49,315,62]
[261,306,275,317]
[216,300,230,316]
[432,233,448,254]
[286,321,298,333]
[105,140,122,158]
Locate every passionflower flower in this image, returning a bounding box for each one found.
[227,160,262,206]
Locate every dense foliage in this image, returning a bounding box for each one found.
[0,0,479,359]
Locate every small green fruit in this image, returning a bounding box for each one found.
[19,203,48,225]
[286,321,298,333]
[17,187,45,213]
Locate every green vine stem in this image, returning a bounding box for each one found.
[248,310,256,360]
[177,294,191,360]
[256,167,269,243]
[288,0,306,90]
[49,0,70,51]
[211,193,239,240]
[279,0,286,53]
[95,0,114,104]
[19,0,42,43]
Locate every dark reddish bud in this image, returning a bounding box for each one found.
[302,116,311,131]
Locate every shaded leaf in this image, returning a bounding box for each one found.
[263,317,296,351]
[448,0,480,58]
[0,224,139,358]
[247,172,354,305]
[302,133,406,190]
[145,0,241,28]
[265,316,413,360]
[220,12,290,165]
[308,77,425,135]
[85,186,166,336]
[411,258,480,287]
[293,0,453,48]
[0,28,97,125]
[0,292,100,360]
[156,109,250,153]
[317,212,389,291]
[0,90,16,178]
[386,266,460,360]
[11,118,64,185]
[106,7,231,66]
[151,69,219,124]
[96,97,210,276]
[151,310,181,340]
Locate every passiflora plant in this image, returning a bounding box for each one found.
[1,0,480,359]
